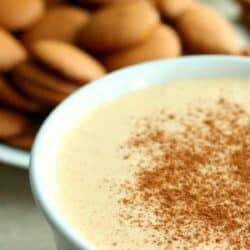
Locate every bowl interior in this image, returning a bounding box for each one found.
[30,56,250,249]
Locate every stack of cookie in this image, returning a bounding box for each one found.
[0,0,247,150]
[0,0,106,149]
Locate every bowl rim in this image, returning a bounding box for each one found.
[29,55,250,249]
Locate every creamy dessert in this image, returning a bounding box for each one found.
[57,78,250,250]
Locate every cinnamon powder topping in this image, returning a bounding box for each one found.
[118,98,250,249]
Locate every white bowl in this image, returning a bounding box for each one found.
[30,56,250,250]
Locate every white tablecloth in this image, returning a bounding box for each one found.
[0,165,55,250]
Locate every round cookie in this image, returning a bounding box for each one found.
[0,0,45,31]
[0,76,44,112]
[22,5,90,46]
[237,0,250,7]
[7,131,35,149]
[0,108,30,139]
[79,1,160,53]
[12,61,78,95]
[103,24,182,71]
[6,130,35,149]
[45,0,66,7]
[31,40,106,83]
[79,0,156,5]
[6,123,39,149]
[11,75,69,106]
[237,0,250,24]
[242,9,250,24]
[0,28,27,72]
[240,49,250,56]
[79,0,129,4]
[158,0,197,20]
[175,5,241,54]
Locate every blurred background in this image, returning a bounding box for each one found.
[0,0,249,249]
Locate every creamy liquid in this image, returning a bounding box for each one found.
[57,78,250,250]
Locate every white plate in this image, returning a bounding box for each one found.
[0,144,29,169]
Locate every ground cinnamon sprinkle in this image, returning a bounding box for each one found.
[118,98,250,249]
